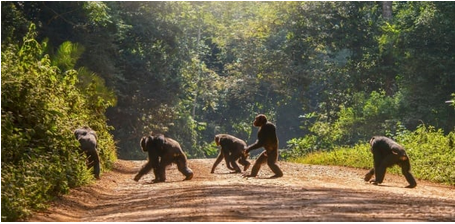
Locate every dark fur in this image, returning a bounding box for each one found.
[244,114,283,178]
[364,136,417,188]
[74,126,100,179]
[211,134,250,173]
[134,133,193,183]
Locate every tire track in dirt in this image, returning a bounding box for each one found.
[28,159,455,222]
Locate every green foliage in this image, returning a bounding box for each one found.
[290,125,455,186]
[288,90,401,155]
[1,25,117,221]
[281,135,318,159]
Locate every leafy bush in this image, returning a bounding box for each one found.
[1,25,117,221]
[288,91,402,156]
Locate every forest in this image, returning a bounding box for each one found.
[1,1,454,221]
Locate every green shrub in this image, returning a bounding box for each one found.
[1,25,117,221]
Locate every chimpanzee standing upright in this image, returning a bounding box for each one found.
[74,126,101,179]
[134,133,193,183]
[364,136,417,188]
[211,134,250,173]
[244,114,283,178]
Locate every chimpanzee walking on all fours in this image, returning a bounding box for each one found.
[211,134,251,173]
[364,136,417,188]
[134,133,193,183]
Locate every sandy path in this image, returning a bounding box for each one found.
[28,159,455,222]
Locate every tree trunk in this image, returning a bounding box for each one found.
[382,1,392,20]
[382,1,394,96]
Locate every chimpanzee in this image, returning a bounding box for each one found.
[211,134,251,173]
[243,114,283,178]
[74,126,101,179]
[133,133,193,183]
[364,136,417,188]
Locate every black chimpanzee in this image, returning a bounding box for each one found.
[133,133,193,183]
[364,136,417,188]
[74,126,101,179]
[211,134,251,173]
[243,114,283,178]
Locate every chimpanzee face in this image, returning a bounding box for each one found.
[253,114,267,127]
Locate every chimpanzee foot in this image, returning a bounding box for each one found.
[184,173,193,180]
[133,175,141,182]
[269,174,283,178]
[242,173,256,178]
[243,164,250,171]
[369,180,380,185]
[152,179,165,183]
[405,184,416,188]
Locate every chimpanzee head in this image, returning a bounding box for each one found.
[369,137,376,146]
[253,114,268,127]
[140,136,153,152]
[140,134,165,152]
[214,135,221,146]
[368,137,376,153]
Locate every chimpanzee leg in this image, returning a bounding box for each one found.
[400,160,417,188]
[266,149,283,178]
[134,161,154,181]
[228,154,242,173]
[86,149,100,179]
[247,151,268,177]
[152,168,162,182]
[156,163,168,182]
[175,156,193,180]
[374,154,399,184]
[238,154,251,171]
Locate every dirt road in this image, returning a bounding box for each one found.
[28,159,455,222]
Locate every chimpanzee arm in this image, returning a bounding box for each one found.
[364,168,375,181]
[223,153,235,170]
[245,140,264,153]
[245,127,267,153]
[211,151,224,173]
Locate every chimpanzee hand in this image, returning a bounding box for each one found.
[364,172,373,182]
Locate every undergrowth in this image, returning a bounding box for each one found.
[288,125,455,186]
[1,25,117,221]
